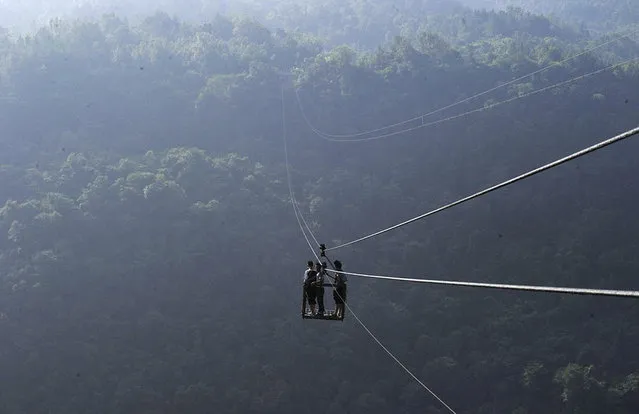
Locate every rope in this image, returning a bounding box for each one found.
[297,56,639,142]
[295,27,639,140]
[324,269,639,298]
[327,125,639,251]
[282,86,458,414]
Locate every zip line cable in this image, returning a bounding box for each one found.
[295,27,639,140]
[297,56,639,142]
[323,269,639,298]
[282,87,458,414]
[327,125,639,251]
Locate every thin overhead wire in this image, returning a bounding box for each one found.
[297,56,639,142]
[295,27,639,140]
[281,84,321,248]
[294,198,321,247]
[283,87,317,255]
[324,269,639,298]
[321,258,459,414]
[282,86,458,414]
[327,125,639,251]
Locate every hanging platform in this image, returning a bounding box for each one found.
[302,310,343,321]
[301,283,345,321]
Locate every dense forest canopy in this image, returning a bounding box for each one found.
[2,0,638,45]
[1,1,639,413]
[477,0,639,32]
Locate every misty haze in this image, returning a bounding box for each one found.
[0,0,638,413]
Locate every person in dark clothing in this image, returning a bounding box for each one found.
[303,260,317,315]
[315,262,326,316]
[332,260,347,319]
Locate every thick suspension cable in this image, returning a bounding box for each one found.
[324,269,639,298]
[327,125,639,251]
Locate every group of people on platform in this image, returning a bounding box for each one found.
[303,259,347,318]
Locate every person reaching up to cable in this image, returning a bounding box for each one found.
[332,260,347,319]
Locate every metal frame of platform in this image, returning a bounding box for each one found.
[301,283,345,321]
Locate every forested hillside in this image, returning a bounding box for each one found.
[0,0,600,46]
[4,0,638,37]
[476,0,639,33]
[1,5,639,414]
